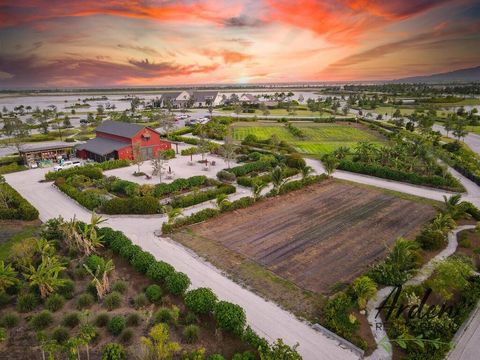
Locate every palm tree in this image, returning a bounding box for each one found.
[215,194,229,210]
[0,261,17,292]
[83,258,114,299]
[270,166,286,195]
[431,213,456,234]
[322,155,339,176]
[300,165,313,180]
[24,256,66,298]
[442,194,463,219]
[332,146,349,160]
[252,180,267,201]
[163,206,182,225]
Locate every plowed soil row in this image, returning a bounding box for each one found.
[189,180,435,293]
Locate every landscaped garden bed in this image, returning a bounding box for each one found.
[47,164,236,215]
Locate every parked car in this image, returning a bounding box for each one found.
[53,160,81,171]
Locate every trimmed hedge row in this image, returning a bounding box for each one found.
[338,160,464,192]
[45,160,129,181]
[153,176,208,198]
[55,180,105,210]
[226,160,275,177]
[0,163,26,175]
[170,184,236,208]
[277,175,327,195]
[0,183,39,220]
[95,226,276,354]
[236,167,299,188]
[162,208,220,234]
[101,196,161,214]
[46,166,103,181]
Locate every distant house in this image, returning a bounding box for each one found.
[190,91,219,107]
[76,120,171,162]
[240,93,259,104]
[157,91,190,108]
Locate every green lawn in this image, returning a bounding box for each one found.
[231,122,385,156]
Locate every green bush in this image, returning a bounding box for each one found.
[126,313,141,327]
[0,292,9,307]
[107,316,126,336]
[102,196,161,215]
[104,291,122,311]
[29,310,54,330]
[285,153,306,169]
[101,343,126,360]
[162,208,220,234]
[118,244,142,262]
[46,165,103,181]
[55,181,106,210]
[214,301,246,335]
[97,159,130,171]
[208,355,226,360]
[182,324,200,343]
[165,272,191,295]
[145,285,162,304]
[84,255,106,272]
[95,313,110,327]
[154,308,172,323]
[184,312,199,325]
[62,312,81,328]
[45,294,65,312]
[111,280,128,294]
[323,292,358,339]
[133,293,148,309]
[51,326,69,344]
[185,288,217,315]
[110,234,132,254]
[217,170,236,182]
[170,184,236,208]
[0,183,39,220]
[58,279,75,299]
[0,312,19,328]
[219,196,255,212]
[227,160,275,177]
[153,176,207,198]
[416,228,447,250]
[16,293,38,312]
[338,160,463,192]
[76,293,95,309]
[146,261,175,282]
[131,251,156,274]
[119,328,133,343]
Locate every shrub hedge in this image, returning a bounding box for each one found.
[226,160,275,177]
[101,196,161,214]
[338,160,463,192]
[45,160,129,181]
[0,182,39,220]
[153,176,207,198]
[170,184,236,208]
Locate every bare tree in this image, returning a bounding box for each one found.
[132,141,144,173]
[157,111,176,137]
[219,135,237,168]
[151,151,168,183]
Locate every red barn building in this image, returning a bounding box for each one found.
[76,121,171,162]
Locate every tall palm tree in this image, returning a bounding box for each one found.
[442,194,463,219]
[0,261,17,292]
[24,256,66,298]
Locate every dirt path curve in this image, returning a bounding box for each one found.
[364,225,476,360]
[4,168,360,360]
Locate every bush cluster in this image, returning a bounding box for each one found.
[338,160,463,192]
[107,316,126,336]
[165,272,191,296]
[226,160,275,177]
[153,176,207,198]
[46,165,103,181]
[0,182,39,220]
[216,170,237,182]
[185,288,217,315]
[101,196,161,214]
[170,184,236,208]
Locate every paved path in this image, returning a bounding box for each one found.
[4,168,359,360]
[433,124,480,155]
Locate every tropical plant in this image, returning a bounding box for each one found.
[164,206,183,225]
[139,323,181,360]
[83,258,114,299]
[0,261,17,292]
[270,166,286,195]
[23,255,66,298]
[252,179,267,201]
[300,165,313,180]
[351,276,377,310]
[102,343,126,360]
[427,257,474,300]
[258,339,302,360]
[322,154,339,176]
[442,194,463,219]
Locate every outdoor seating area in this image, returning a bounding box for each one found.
[104,144,235,185]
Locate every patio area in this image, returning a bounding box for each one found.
[104,143,237,184]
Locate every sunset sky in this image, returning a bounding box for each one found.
[0,0,479,88]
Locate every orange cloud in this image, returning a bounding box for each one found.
[0,0,243,28]
[201,49,252,64]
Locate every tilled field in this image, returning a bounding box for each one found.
[190,180,435,293]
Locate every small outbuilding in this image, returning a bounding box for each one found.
[19,141,76,167]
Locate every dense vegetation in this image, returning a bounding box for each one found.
[0,176,39,220]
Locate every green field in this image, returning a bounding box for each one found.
[231,122,385,155]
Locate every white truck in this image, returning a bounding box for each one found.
[53,160,82,171]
